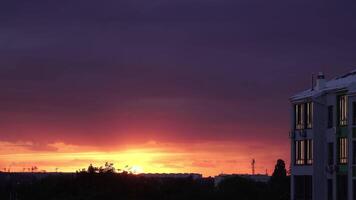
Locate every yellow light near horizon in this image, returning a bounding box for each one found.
[130,165,144,174]
[0,141,289,176]
[0,147,178,174]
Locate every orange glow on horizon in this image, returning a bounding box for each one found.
[0,140,289,177]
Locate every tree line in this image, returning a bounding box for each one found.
[0,159,289,200]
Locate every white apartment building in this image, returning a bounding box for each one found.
[290,70,356,200]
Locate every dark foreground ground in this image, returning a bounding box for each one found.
[0,172,289,200]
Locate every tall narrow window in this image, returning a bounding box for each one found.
[353,102,356,125]
[339,95,348,126]
[306,140,313,165]
[295,104,305,130]
[337,175,348,200]
[328,106,334,128]
[294,176,312,200]
[328,179,333,200]
[295,140,305,165]
[306,102,313,129]
[354,180,356,200]
[328,142,334,165]
[339,138,348,164]
[295,140,313,165]
[353,141,356,165]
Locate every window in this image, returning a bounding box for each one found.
[337,175,347,200]
[295,104,305,129]
[353,141,356,165]
[354,180,356,200]
[295,102,313,130]
[306,140,313,165]
[306,102,313,129]
[296,140,305,165]
[295,176,312,200]
[338,137,348,164]
[339,95,348,126]
[328,106,334,128]
[328,179,333,200]
[295,140,313,165]
[353,102,356,125]
[328,142,334,165]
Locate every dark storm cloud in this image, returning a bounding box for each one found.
[0,0,356,145]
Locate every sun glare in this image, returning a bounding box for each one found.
[130,165,144,174]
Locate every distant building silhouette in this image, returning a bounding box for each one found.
[214,174,270,187]
[138,173,202,180]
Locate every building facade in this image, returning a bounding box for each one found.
[290,71,356,200]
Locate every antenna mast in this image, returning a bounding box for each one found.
[251,159,255,175]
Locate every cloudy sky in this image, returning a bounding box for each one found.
[0,0,355,175]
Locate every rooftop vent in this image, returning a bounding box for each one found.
[316,72,326,90]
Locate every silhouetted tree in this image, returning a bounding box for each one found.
[100,162,115,173]
[272,159,287,178]
[31,166,38,173]
[85,163,115,174]
[270,159,290,200]
[87,164,97,174]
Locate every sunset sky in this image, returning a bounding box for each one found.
[1,0,356,176]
